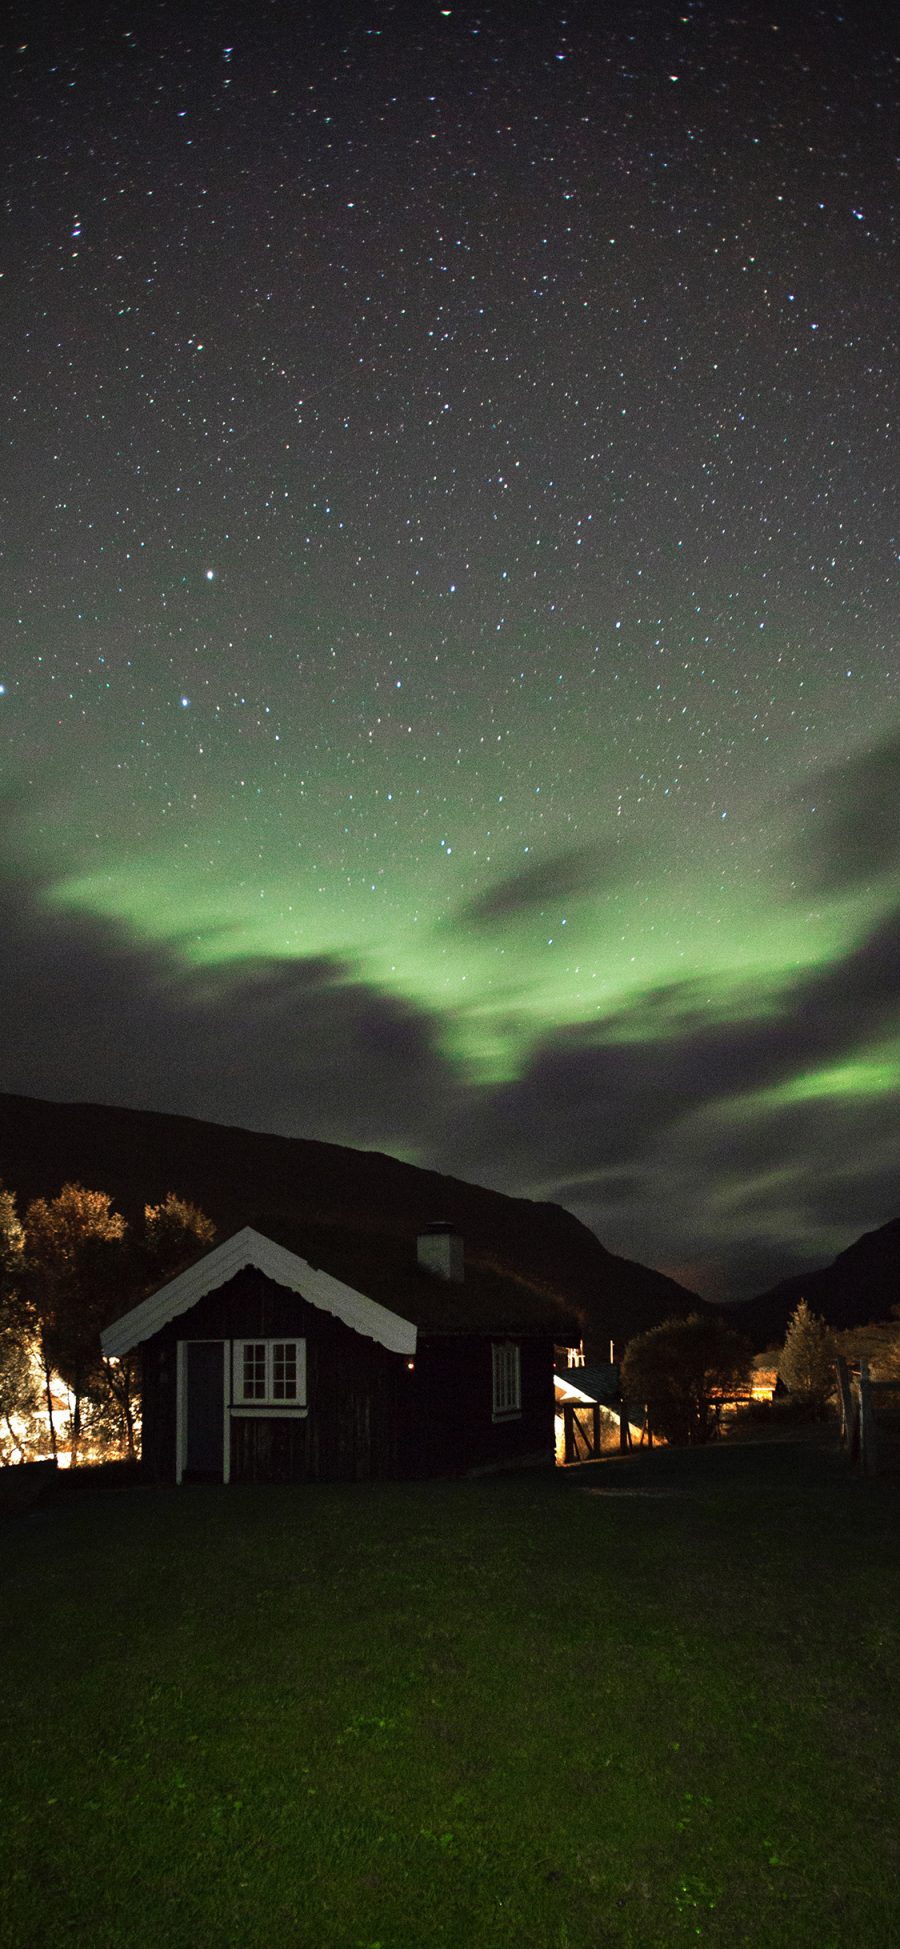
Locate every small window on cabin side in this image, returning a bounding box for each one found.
[492,1341,521,1419]
[234,1340,306,1408]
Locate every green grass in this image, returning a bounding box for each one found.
[1,1437,898,1949]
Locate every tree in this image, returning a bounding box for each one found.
[24,1184,127,1466]
[620,1312,752,1445]
[0,1182,43,1463]
[141,1193,216,1287]
[0,1182,25,1286]
[99,1194,216,1462]
[1,1178,216,1467]
[0,1331,44,1463]
[778,1300,837,1412]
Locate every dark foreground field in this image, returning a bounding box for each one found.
[1,1435,898,1949]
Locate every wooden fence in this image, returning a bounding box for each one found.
[559,1395,751,1462]
[560,1400,634,1463]
[835,1356,900,1475]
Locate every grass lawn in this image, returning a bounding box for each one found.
[1,1435,898,1949]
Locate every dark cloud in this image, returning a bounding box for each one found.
[552,1170,650,1206]
[2,838,898,1301]
[438,906,900,1294]
[0,863,457,1154]
[790,728,900,894]
[458,843,624,928]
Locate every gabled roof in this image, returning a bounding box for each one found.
[100,1226,417,1359]
[554,1363,620,1404]
[252,1216,583,1339]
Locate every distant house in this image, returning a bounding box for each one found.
[100,1222,581,1484]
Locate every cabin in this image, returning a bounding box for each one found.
[100,1222,581,1484]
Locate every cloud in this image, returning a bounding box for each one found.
[458,843,624,927]
[437,906,900,1294]
[2,830,898,1302]
[0,861,457,1155]
[790,727,900,894]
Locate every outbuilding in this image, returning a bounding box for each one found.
[100,1222,580,1483]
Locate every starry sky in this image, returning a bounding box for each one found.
[2,1,898,1298]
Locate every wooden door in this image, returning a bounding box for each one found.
[185,1341,225,1478]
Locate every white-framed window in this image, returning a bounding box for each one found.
[233,1339,307,1408]
[492,1340,521,1420]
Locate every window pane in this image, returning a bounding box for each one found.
[272,1342,297,1401]
[502,1348,514,1408]
[493,1343,520,1412]
[242,1343,266,1400]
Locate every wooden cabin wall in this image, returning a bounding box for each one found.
[232,1324,404,1482]
[403,1334,554,1475]
[136,1266,556,1483]
[138,1339,177,1482]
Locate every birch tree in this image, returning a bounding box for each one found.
[24,1184,126,1466]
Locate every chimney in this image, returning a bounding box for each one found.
[417,1221,464,1282]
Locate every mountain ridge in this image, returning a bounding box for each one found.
[734,1217,900,1345]
[7,1090,895,1350]
[0,1090,698,1346]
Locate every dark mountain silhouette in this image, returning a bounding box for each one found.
[733,1219,900,1347]
[0,1092,699,1347]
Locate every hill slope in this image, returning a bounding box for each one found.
[734,1219,900,1346]
[0,1091,699,1345]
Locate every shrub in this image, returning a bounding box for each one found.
[620,1313,751,1446]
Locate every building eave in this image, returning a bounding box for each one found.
[100,1226,418,1359]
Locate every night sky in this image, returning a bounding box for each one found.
[2,2,898,1298]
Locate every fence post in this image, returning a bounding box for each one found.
[835,1356,854,1451]
[858,1358,878,1477]
[563,1402,575,1465]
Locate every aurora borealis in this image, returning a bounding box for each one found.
[2,2,897,1296]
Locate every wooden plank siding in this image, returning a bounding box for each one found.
[403,1333,554,1477]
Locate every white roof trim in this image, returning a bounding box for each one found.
[100,1225,417,1359]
